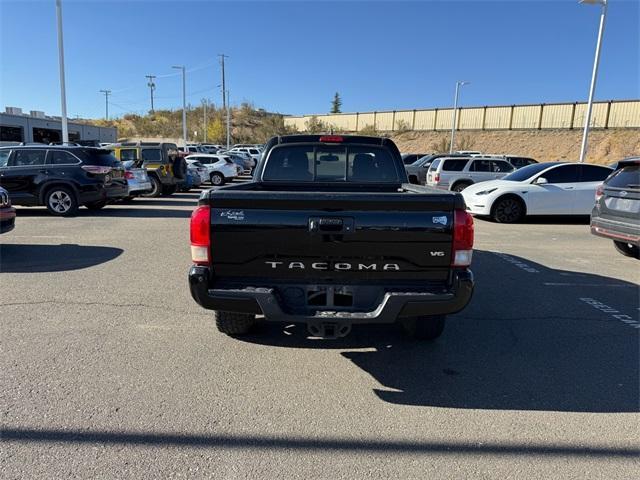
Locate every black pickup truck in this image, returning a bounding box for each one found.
[189,135,474,339]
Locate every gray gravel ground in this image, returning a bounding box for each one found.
[1,188,638,479]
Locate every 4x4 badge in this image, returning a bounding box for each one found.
[433,216,447,225]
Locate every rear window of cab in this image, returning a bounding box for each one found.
[262,145,401,183]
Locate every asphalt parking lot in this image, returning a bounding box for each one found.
[1,189,638,479]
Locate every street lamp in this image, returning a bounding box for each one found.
[450,81,470,154]
[172,65,187,151]
[578,0,608,163]
[55,0,69,144]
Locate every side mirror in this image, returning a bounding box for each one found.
[535,177,548,185]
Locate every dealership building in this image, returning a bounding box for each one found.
[0,107,117,145]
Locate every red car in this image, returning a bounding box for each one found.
[0,187,16,233]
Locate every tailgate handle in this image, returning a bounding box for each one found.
[309,217,353,233]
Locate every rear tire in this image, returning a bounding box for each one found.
[492,196,525,223]
[400,315,446,340]
[613,241,640,259]
[408,175,419,185]
[210,172,225,186]
[452,182,472,192]
[215,311,257,336]
[44,186,78,217]
[142,176,162,198]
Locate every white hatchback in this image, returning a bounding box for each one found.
[462,162,613,223]
[185,154,240,186]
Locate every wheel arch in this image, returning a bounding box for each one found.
[38,181,80,205]
[450,178,474,191]
[490,192,528,217]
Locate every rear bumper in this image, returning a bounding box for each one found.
[127,179,153,195]
[188,267,474,323]
[105,182,129,200]
[590,214,640,246]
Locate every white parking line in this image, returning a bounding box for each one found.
[491,252,540,273]
[544,282,634,288]
[579,297,640,329]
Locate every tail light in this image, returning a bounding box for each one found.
[434,173,440,183]
[190,205,211,265]
[595,184,604,202]
[319,135,344,143]
[82,165,112,174]
[124,171,134,180]
[452,209,474,267]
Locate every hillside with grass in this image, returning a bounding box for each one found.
[85,103,296,144]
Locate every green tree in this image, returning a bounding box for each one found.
[330,92,342,114]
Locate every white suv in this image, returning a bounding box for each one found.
[185,154,240,185]
[426,157,515,192]
[229,147,261,162]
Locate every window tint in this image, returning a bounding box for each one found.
[503,163,555,181]
[120,149,138,162]
[580,165,612,182]
[11,149,46,166]
[82,150,121,167]
[0,150,11,167]
[442,159,469,171]
[264,146,313,181]
[349,147,397,182]
[540,165,580,183]
[141,149,162,162]
[492,161,514,173]
[470,160,493,172]
[429,159,441,171]
[48,150,79,165]
[605,165,639,190]
[263,145,398,183]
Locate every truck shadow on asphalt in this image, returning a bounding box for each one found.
[241,251,639,413]
[14,207,192,219]
[475,215,591,225]
[0,243,123,273]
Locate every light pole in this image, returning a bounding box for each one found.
[55,0,69,144]
[449,81,470,154]
[99,90,111,120]
[172,65,187,150]
[578,0,608,163]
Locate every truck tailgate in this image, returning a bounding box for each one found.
[208,190,459,283]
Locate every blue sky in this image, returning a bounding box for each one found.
[1,0,638,119]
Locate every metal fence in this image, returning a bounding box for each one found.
[284,100,640,132]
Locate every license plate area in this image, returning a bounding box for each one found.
[277,285,382,314]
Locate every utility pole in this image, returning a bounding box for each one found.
[145,75,156,113]
[226,90,231,150]
[172,65,187,150]
[218,54,229,110]
[55,0,69,144]
[99,89,111,120]
[203,99,208,143]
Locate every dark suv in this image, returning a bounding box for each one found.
[590,158,640,259]
[0,145,127,216]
